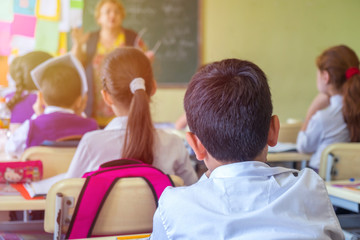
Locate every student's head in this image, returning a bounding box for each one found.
[38,64,82,109]
[95,0,125,29]
[317,45,360,141]
[316,45,359,91]
[101,47,155,164]
[184,59,277,163]
[8,51,52,109]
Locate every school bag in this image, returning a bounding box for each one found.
[66,159,175,239]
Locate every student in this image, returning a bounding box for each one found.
[6,51,52,124]
[5,53,98,157]
[150,59,344,239]
[60,47,197,185]
[297,45,360,171]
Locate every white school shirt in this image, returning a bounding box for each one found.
[150,161,344,240]
[64,116,198,185]
[5,106,75,158]
[296,95,350,169]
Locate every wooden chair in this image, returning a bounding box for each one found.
[319,143,360,181]
[277,122,303,143]
[44,175,184,239]
[20,146,77,179]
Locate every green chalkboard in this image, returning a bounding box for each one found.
[83,0,200,86]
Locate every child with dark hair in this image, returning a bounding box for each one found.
[6,51,52,123]
[150,59,343,239]
[297,45,360,171]
[5,53,98,157]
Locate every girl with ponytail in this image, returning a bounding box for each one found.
[63,47,197,185]
[6,51,52,123]
[297,45,360,171]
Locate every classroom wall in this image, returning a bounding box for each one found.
[152,0,360,123]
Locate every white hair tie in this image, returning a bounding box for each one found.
[130,77,146,94]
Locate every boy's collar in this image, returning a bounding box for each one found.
[43,106,75,115]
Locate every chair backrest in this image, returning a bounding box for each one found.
[20,146,77,179]
[277,122,303,143]
[319,143,360,181]
[44,175,184,237]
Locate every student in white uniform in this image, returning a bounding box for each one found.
[297,45,360,171]
[150,59,344,240]
[36,47,197,189]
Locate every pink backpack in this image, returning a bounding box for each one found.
[66,159,174,239]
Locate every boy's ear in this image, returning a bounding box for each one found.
[267,115,280,147]
[186,132,207,161]
[101,89,114,106]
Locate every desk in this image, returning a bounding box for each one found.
[326,180,360,213]
[0,193,45,231]
[0,195,45,211]
[326,180,360,239]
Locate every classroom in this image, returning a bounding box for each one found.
[0,0,360,239]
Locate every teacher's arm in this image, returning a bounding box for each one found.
[71,27,90,66]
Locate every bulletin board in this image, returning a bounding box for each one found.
[0,0,202,87]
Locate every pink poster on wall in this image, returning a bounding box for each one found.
[11,14,37,37]
[0,22,11,56]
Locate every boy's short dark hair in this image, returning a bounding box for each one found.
[39,64,81,108]
[184,59,273,162]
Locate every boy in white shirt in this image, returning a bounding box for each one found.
[150,59,344,239]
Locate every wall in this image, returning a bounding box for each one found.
[3,1,360,123]
[201,0,360,123]
[151,88,186,123]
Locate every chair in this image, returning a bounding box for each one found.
[44,175,184,239]
[319,143,360,181]
[277,122,303,143]
[20,146,77,179]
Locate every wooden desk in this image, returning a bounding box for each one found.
[326,180,360,213]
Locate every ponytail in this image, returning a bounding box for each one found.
[123,88,154,164]
[6,81,25,110]
[7,58,25,110]
[343,71,360,142]
[101,47,155,164]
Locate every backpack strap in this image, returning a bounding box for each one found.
[66,164,174,239]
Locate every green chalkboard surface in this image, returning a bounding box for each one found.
[83,0,200,86]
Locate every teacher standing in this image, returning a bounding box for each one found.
[71,0,151,127]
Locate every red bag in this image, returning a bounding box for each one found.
[0,161,43,183]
